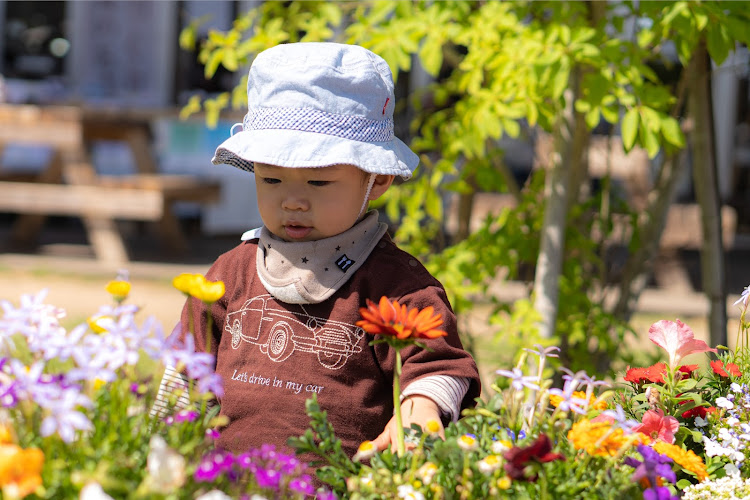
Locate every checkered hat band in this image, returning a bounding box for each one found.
[243,107,394,143]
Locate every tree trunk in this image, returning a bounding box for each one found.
[532,73,589,339]
[689,40,728,347]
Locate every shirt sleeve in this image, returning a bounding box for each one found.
[402,375,471,422]
[150,364,192,419]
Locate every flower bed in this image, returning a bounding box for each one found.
[0,275,749,499]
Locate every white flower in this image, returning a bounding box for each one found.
[360,473,374,488]
[80,483,114,500]
[397,484,425,500]
[195,492,234,500]
[694,416,708,428]
[352,440,377,462]
[492,439,512,454]
[731,382,743,393]
[457,433,478,451]
[477,454,503,475]
[727,416,740,427]
[725,463,741,477]
[146,435,186,494]
[716,397,734,410]
[417,462,438,485]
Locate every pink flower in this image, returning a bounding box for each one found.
[648,319,717,370]
[633,409,679,443]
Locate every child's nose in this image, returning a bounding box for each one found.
[281,192,310,211]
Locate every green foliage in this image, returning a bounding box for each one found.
[180,0,750,375]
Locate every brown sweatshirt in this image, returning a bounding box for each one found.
[178,233,481,457]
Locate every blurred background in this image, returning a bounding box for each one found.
[1,1,749,385]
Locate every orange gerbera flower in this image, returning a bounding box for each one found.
[567,419,641,457]
[357,296,447,340]
[652,441,708,481]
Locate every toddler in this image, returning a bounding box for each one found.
[154,42,480,457]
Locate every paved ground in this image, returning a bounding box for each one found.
[0,218,746,349]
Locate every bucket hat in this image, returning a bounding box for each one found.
[212,42,419,179]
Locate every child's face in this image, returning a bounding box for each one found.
[253,163,390,242]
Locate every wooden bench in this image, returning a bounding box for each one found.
[0,105,221,265]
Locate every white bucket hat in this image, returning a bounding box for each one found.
[212,42,419,179]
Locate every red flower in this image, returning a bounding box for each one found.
[677,364,699,377]
[680,405,708,420]
[710,360,742,378]
[624,362,667,384]
[503,434,565,482]
[633,409,679,443]
[357,296,447,340]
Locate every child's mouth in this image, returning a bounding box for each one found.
[284,225,312,239]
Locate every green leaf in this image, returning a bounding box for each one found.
[419,37,444,77]
[204,50,224,79]
[621,108,640,151]
[706,24,731,65]
[640,126,660,159]
[660,116,685,148]
[179,26,197,51]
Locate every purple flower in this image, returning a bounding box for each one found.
[174,410,199,423]
[289,475,315,496]
[548,378,588,415]
[254,467,281,490]
[194,449,235,482]
[523,344,560,360]
[644,486,679,500]
[624,445,677,499]
[495,367,540,391]
[205,428,221,440]
[38,386,94,442]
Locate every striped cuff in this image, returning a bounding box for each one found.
[401,375,470,422]
[150,365,192,419]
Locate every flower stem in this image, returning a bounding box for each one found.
[205,308,213,353]
[394,349,405,457]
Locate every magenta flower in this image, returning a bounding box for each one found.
[648,319,717,369]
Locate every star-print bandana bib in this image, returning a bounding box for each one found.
[255,211,387,304]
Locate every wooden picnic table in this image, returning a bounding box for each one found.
[0,104,221,265]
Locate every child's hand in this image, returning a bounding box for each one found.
[372,395,444,452]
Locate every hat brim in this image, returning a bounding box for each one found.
[212,128,418,179]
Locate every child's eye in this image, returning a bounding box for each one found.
[262,177,281,184]
[308,180,331,187]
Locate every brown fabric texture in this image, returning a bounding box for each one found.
[178,233,481,457]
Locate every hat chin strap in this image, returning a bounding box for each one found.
[357,174,377,219]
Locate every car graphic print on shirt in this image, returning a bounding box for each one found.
[225,294,364,370]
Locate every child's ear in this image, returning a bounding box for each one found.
[368,174,395,201]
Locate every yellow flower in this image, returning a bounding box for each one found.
[352,440,377,462]
[0,444,44,498]
[457,433,478,451]
[492,439,512,454]
[173,273,225,303]
[478,454,503,475]
[652,441,708,481]
[549,390,607,411]
[172,273,202,295]
[87,314,113,334]
[105,280,131,302]
[0,424,14,445]
[567,419,639,457]
[417,462,438,485]
[425,419,442,437]
[191,278,225,304]
[497,476,512,490]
